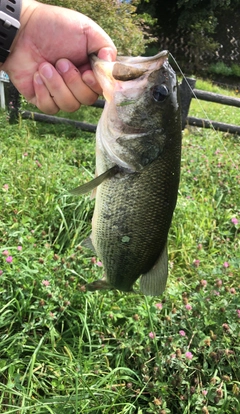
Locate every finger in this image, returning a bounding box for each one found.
[39,62,83,112]
[98,46,117,62]
[81,69,103,97]
[56,59,100,104]
[81,48,117,95]
[32,72,60,114]
[83,18,117,59]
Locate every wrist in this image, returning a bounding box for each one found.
[0,0,39,68]
[0,0,22,64]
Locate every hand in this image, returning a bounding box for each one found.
[1,0,116,114]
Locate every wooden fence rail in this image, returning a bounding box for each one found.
[21,110,98,133]
[179,78,240,134]
[5,78,240,135]
[20,98,105,133]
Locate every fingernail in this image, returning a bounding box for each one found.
[104,51,114,62]
[98,47,116,62]
[56,59,70,73]
[34,73,43,85]
[40,64,53,79]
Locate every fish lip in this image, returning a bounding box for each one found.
[90,50,169,84]
[116,50,169,63]
[89,50,169,66]
[113,51,169,81]
[89,53,100,64]
[90,50,169,62]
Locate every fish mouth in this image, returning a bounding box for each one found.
[113,50,169,81]
[90,50,169,101]
[91,50,169,81]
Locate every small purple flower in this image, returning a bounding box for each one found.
[231,217,238,225]
[193,259,200,267]
[149,332,156,339]
[155,303,163,310]
[223,262,229,268]
[185,304,192,311]
[179,330,186,337]
[237,310,240,318]
[0,270,3,275]
[202,390,208,396]
[215,279,222,287]
[222,323,230,331]
[6,256,13,263]
[42,280,50,286]
[17,246,22,251]
[2,250,9,256]
[185,351,193,360]
[3,184,9,191]
[213,290,220,296]
[35,160,42,168]
[97,261,103,267]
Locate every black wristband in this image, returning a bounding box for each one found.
[0,0,22,63]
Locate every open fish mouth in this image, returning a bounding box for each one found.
[90,50,169,101]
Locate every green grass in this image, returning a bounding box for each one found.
[190,79,240,125]
[0,81,239,413]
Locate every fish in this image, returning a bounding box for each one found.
[70,50,182,295]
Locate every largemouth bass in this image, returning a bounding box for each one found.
[71,51,182,295]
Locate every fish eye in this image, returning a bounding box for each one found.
[152,84,169,102]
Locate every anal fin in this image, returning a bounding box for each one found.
[81,236,96,253]
[86,278,112,291]
[140,243,168,296]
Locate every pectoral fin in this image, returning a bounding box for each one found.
[69,165,119,195]
[140,243,168,296]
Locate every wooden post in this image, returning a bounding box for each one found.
[0,81,5,108]
[6,82,21,123]
[179,77,196,130]
[0,71,10,109]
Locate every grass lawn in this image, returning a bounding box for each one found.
[0,80,239,413]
